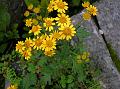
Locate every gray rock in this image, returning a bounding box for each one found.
[71,11,120,89]
[96,0,120,59]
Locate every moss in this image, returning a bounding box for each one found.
[107,43,120,72]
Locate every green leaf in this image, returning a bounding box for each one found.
[21,73,37,89]
[67,75,74,84]
[76,27,90,39]
[0,32,4,42]
[0,5,10,31]
[0,43,7,54]
[37,58,47,66]
[24,0,40,6]
[60,75,66,88]
[40,0,49,17]
[72,0,81,6]
[27,63,36,72]
[40,73,51,85]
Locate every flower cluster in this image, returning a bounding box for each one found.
[16,0,76,60]
[82,2,98,20]
[76,52,90,64]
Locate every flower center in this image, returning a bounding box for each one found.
[90,8,95,13]
[17,44,22,49]
[53,32,60,39]
[63,27,71,35]
[46,20,52,27]
[23,51,29,57]
[46,40,53,47]
[57,2,65,9]
[59,16,66,23]
[35,39,42,46]
[32,26,39,32]
[25,41,31,48]
[26,20,32,26]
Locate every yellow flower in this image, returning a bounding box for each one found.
[59,24,76,40]
[25,19,32,27]
[77,59,82,64]
[50,31,61,40]
[24,11,30,17]
[41,36,56,51]
[83,52,90,57]
[33,36,44,50]
[43,18,55,31]
[16,41,25,52]
[21,49,31,60]
[44,50,56,57]
[37,15,42,20]
[28,4,33,10]
[24,38,33,49]
[55,13,71,26]
[33,7,40,14]
[77,55,81,60]
[81,52,90,61]
[87,5,98,16]
[47,1,55,12]
[82,12,91,20]
[29,25,41,35]
[32,19,38,25]
[7,84,17,89]
[82,2,90,8]
[54,0,68,13]
[81,54,87,60]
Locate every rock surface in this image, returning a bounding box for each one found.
[96,0,120,58]
[71,11,120,89]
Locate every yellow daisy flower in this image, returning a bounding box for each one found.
[86,5,98,16]
[82,2,90,8]
[55,13,71,26]
[7,84,17,89]
[54,0,68,13]
[29,25,41,35]
[43,18,55,31]
[50,31,61,40]
[28,4,33,10]
[47,1,55,12]
[82,12,91,20]
[25,19,32,27]
[59,24,76,40]
[24,11,30,17]
[44,50,56,57]
[16,41,25,52]
[33,7,40,14]
[21,49,31,60]
[33,36,44,50]
[32,19,39,25]
[24,38,33,49]
[41,36,56,51]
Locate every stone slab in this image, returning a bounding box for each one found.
[71,12,120,89]
[96,0,120,59]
